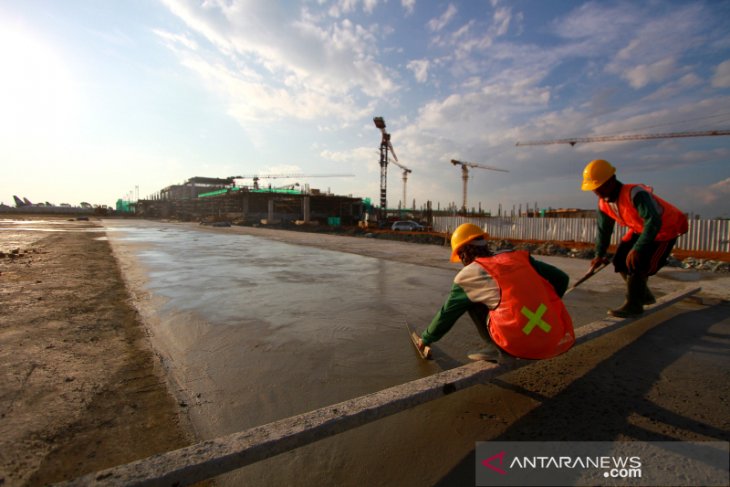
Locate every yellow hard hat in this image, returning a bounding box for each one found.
[581,159,615,191]
[450,223,489,262]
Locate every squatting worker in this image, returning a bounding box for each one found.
[581,159,688,318]
[415,223,575,362]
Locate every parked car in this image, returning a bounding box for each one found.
[391,220,425,231]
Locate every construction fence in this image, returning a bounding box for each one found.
[432,216,730,254]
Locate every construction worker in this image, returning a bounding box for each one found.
[416,223,574,362]
[581,159,688,317]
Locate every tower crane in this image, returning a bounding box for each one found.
[373,116,398,218]
[390,159,412,210]
[229,173,353,190]
[515,129,730,146]
[450,159,509,213]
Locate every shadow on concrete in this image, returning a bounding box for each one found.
[431,346,464,371]
[434,303,730,486]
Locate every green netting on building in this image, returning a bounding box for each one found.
[198,187,303,198]
[116,199,134,213]
[198,187,242,198]
[250,188,302,195]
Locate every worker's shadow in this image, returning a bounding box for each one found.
[430,347,464,370]
[434,302,730,486]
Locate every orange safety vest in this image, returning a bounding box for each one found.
[599,184,688,242]
[475,251,574,360]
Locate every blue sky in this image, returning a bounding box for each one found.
[1,0,729,217]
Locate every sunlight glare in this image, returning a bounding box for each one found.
[0,22,79,142]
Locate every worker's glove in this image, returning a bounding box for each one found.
[626,249,640,273]
[589,256,610,273]
[416,336,432,359]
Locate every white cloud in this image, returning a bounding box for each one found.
[548,2,708,92]
[429,4,517,61]
[492,7,511,37]
[427,4,457,32]
[321,146,374,165]
[679,148,730,165]
[551,2,637,43]
[179,50,369,124]
[158,0,396,125]
[407,59,429,83]
[622,57,677,89]
[402,0,415,16]
[449,21,493,59]
[154,29,199,51]
[603,4,705,88]
[391,77,554,175]
[697,177,730,205]
[328,0,356,17]
[712,59,730,88]
[644,73,702,101]
[328,0,379,17]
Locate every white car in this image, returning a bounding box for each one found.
[391,220,425,231]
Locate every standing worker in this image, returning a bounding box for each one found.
[581,159,688,318]
[415,223,574,362]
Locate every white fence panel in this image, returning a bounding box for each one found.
[432,216,730,253]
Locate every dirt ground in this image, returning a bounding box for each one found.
[0,217,192,486]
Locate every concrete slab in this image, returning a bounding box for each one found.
[194,224,730,302]
[60,286,702,486]
[95,220,729,486]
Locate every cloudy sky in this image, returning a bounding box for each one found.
[1,0,729,217]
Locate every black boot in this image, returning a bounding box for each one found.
[642,282,656,305]
[620,272,655,305]
[609,274,645,317]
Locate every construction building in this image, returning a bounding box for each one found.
[135,176,364,226]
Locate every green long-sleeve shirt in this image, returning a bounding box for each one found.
[595,188,662,258]
[421,256,569,345]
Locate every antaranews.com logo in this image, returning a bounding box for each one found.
[481,450,641,478]
[475,441,728,487]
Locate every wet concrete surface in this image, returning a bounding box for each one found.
[102,220,730,486]
[104,221,470,432]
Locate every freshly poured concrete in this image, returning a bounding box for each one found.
[106,222,455,431]
[102,220,730,486]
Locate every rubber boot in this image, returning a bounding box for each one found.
[642,281,656,305]
[620,272,655,305]
[608,274,645,318]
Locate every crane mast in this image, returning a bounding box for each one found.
[450,159,508,214]
[390,159,412,210]
[458,163,469,213]
[374,117,399,219]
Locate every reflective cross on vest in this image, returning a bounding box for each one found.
[521,303,551,335]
